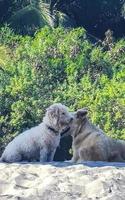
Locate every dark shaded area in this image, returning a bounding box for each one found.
[54,136,72,161]
[0,0,31,24]
[9,6,47,35]
[0,0,125,38]
[0,0,42,35]
[52,0,125,39]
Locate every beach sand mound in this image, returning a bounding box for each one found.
[0,161,125,200]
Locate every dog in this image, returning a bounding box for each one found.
[64,108,125,163]
[0,103,73,163]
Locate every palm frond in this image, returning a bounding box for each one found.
[39,2,55,27]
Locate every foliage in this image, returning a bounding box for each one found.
[0,26,125,160]
[9,5,49,35]
[0,0,54,35]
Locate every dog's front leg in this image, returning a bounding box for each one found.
[40,147,48,162]
[71,155,79,162]
[47,148,56,162]
[71,149,79,162]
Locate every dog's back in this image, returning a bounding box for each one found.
[71,108,125,163]
[0,124,44,162]
[72,120,111,162]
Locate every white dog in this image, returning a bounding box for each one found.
[0,103,73,163]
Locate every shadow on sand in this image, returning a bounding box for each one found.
[1,160,125,168]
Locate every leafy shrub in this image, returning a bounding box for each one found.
[0,26,125,160]
[10,6,49,35]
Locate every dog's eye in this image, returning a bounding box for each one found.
[62,112,65,115]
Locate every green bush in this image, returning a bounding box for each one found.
[0,26,125,160]
[10,6,49,35]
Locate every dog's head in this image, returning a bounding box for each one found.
[44,103,73,134]
[61,108,88,138]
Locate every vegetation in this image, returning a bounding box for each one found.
[0,26,125,160]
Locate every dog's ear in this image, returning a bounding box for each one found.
[47,107,56,116]
[46,107,53,115]
[76,108,88,119]
[46,106,59,126]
